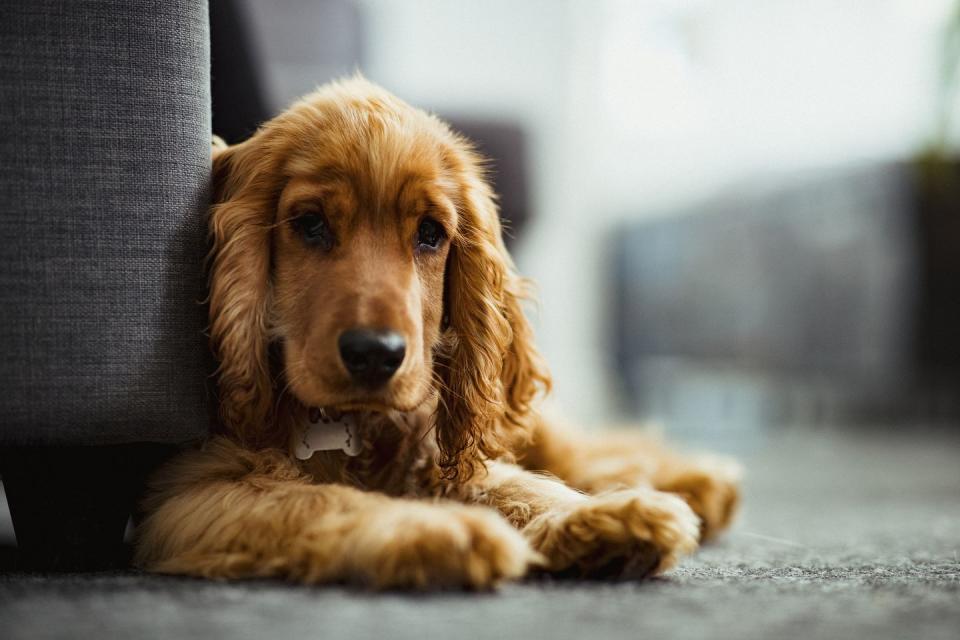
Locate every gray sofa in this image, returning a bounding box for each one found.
[0,0,213,569]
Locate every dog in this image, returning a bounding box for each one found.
[134,77,740,588]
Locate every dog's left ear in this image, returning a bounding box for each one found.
[436,150,551,479]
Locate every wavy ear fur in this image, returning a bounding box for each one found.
[207,138,281,448]
[435,153,551,480]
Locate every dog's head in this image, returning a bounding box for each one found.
[208,78,549,478]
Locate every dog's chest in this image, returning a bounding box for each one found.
[294,410,440,497]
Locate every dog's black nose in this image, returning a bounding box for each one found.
[337,329,406,388]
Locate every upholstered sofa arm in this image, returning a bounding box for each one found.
[0,0,213,447]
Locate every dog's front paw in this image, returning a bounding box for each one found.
[357,503,535,590]
[523,488,700,580]
[656,455,742,542]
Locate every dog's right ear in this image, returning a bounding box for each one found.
[207,136,277,447]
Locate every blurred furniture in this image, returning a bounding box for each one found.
[611,162,960,437]
[447,119,532,242]
[0,0,213,569]
[913,158,960,378]
[212,0,533,241]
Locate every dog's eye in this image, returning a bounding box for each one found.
[292,212,335,251]
[416,217,446,251]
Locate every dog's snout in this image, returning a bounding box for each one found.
[337,329,406,388]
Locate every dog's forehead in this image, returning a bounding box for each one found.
[282,124,460,209]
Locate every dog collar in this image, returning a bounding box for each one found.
[295,408,363,460]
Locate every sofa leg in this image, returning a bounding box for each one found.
[0,443,177,571]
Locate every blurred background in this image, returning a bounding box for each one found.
[212,0,960,450]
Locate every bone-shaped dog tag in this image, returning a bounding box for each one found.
[295,410,362,460]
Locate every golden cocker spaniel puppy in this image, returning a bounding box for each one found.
[134,77,740,588]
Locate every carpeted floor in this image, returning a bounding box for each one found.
[0,428,958,640]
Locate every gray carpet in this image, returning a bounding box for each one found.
[1,428,958,640]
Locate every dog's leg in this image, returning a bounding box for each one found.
[134,438,533,589]
[515,415,741,541]
[446,460,700,579]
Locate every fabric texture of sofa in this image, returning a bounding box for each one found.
[0,0,213,569]
[0,0,213,446]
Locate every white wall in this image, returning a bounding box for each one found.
[358,0,956,424]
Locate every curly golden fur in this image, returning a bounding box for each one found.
[135,77,741,589]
